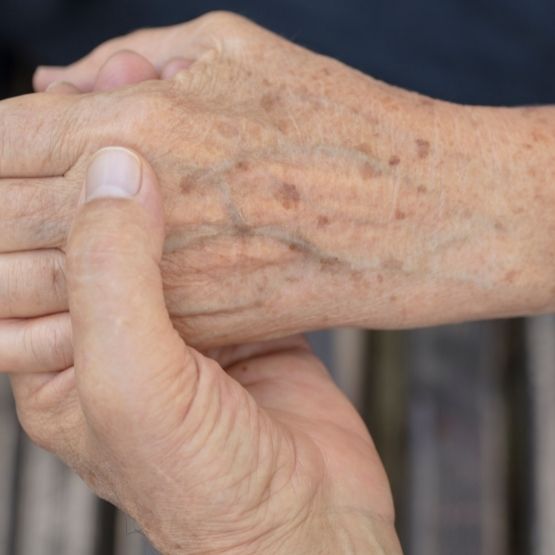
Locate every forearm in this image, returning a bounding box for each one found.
[165,70,555,346]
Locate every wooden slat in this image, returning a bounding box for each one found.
[362,330,408,545]
[332,328,366,410]
[13,437,98,555]
[406,322,508,555]
[0,375,18,555]
[526,316,555,555]
[113,510,145,555]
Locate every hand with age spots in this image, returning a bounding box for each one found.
[9,146,401,555]
[2,11,555,373]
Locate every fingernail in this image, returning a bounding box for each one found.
[86,147,142,201]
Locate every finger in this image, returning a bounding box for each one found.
[67,147,195,430]
[46,81,82,95]
[0,93,83,178]
[0,176,77,251]
[160,57,195,80]
[32,17,217,92]
[93,50,158,92]
[34,26,181,92]
[0,250,67,318]
[0,313,72,373]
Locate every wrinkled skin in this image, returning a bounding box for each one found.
[11,147,401,554]
[2,12,555,376]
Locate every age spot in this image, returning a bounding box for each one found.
[383,258,403,271]
[261,93,279,112]
[236,161,251,172]
[288,243,304,253]
[320,256,341,270]
[317,215,330,227]
[504,270,519,284]
[360,162,382,180]
[416,139,431,159]
[216,122,237,138]
[417,185,428,194]
[357,142,374,157]
[389,155,401,166]
[180,177,195,194]
[276,182,301,210]
[395,209,407,220]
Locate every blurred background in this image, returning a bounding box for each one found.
[1,1,554,554]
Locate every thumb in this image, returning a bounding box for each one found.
[67,147,194,437]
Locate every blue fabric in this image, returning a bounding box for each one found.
[0,0,554,105]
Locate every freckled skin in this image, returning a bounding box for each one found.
[317,215,330,227]
[260,93,279,112]
[276,182,301,210]
[359,162,381,180]
[4,11,555,351]
[415,139,430,159]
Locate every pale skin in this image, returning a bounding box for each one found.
[1,9,554,554]
[11,145,401,554]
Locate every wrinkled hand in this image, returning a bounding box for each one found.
[2,11,402,374]
[10,147,401,555]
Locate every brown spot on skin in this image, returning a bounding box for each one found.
[417,185,428,194]
[351,270,365,283]
[235,223,251,235]
[320,256,341,270]
[241,365,248,372]
[317,215,330,227]
[494,221,506,232]
[276,182,301,210]
[504,270,519,284]
[389,295,398,302]
[321,67,331,77]
[360,162,382,180]
[180,177,195,194]
[418,98,434,107]
[285,275,301,283]
[216,122,237,138]
[395,209,407,220]
[524,143,533,150]
[389,155,401,166]
[236,161,250,172]
[416,139,431,159]
[377,274,384,284]
[357,142,374,157]
[261,93,279,112]
[383,258,403,271]
[277,119,291,134]
[532,130,547,143]
[288,243,304,253]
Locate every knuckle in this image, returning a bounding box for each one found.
[48,319,73,370]
[50,251,68,301]
[202,10,251,32]
[17,405,53,450]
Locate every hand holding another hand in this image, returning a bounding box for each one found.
[10,146,401,554]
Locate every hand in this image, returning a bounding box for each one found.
[2,12,555,378]
[10,146,402,555]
